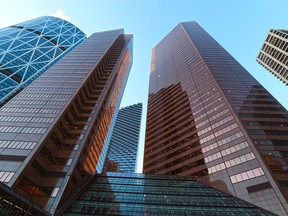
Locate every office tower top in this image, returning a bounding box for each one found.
[257,29,288,85]
[0,16,86,105]
[0,28,133,214]
[104,103,142,173]
[144,21,288,215]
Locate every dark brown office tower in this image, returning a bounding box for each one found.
[0,29,133,214]
[144,21,288,215]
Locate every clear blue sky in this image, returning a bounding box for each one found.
[0,0,287,172]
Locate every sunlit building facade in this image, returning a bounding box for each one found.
[0,29,133,214]
[0,16,86,105]
[104,103,142,172]
[257,29,288,85]
[62,172,274,215]
[144,21,288,215]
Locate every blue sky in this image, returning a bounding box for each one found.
[0,0,287,172]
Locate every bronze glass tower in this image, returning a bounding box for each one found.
[144,21,288,215]
[0,29,132,214]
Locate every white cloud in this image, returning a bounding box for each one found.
[51,8,70,21]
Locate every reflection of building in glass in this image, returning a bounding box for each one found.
[62,172,274,215]
[0,16,86,105]
[145,83,207,177]
[0,182,48,215]
[144,21,288,215]
[0,29,133,214]
[104,160,120,172]
[257,29,288,85]
[104,103,142,172]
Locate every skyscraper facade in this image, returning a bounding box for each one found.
[0,28,133,214]
[257,29,288,85]
[0,16,86,105]
[104,103,142,172]
[144,21,288,215]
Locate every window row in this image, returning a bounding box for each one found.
[0,126,47,134]
[200,123,239,144]
[18,93,71,99]
[37,76,83,81]
[1,107,60,114]
[0,140,37,149]
[211,116,233,130]
[33,81,80,86]
[243,120,288,127]
[217,132,244,147]
[248,129,288,136]
[199,114,233,136]
[254,139,288,146]
[214,123,238,137]
[261,150,288,158]
[208,152,255,174]
[10,100,46,105]
[230,167,264,184]
[196,108,229,130]
[8,99,67,107]
[27,87,76,92]
[0,171,14,183]
[0,116,54,124]
[195,112,207,122]
[240,105,284,112]
[204,141,249,163]
[208,108,229,122]
[207,103,225,114]
[202,132,243,154]
[221,141,249,156]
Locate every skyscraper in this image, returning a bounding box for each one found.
[0,16,86,105]
[144,21,288,215]
[257,29,288,85]
[104,103,142,172]
[0,28,133,214]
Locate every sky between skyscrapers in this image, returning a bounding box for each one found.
[0,0,287,172]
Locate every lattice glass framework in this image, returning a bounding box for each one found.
[62,172,275,215]
[104,103,142,172]
[0,16,86,105]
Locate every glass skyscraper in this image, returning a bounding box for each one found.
[0,28,133,214]
[0,16,86,105]
[62,172,274,215]
[104,103,142,172]
[144,21,288,215]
